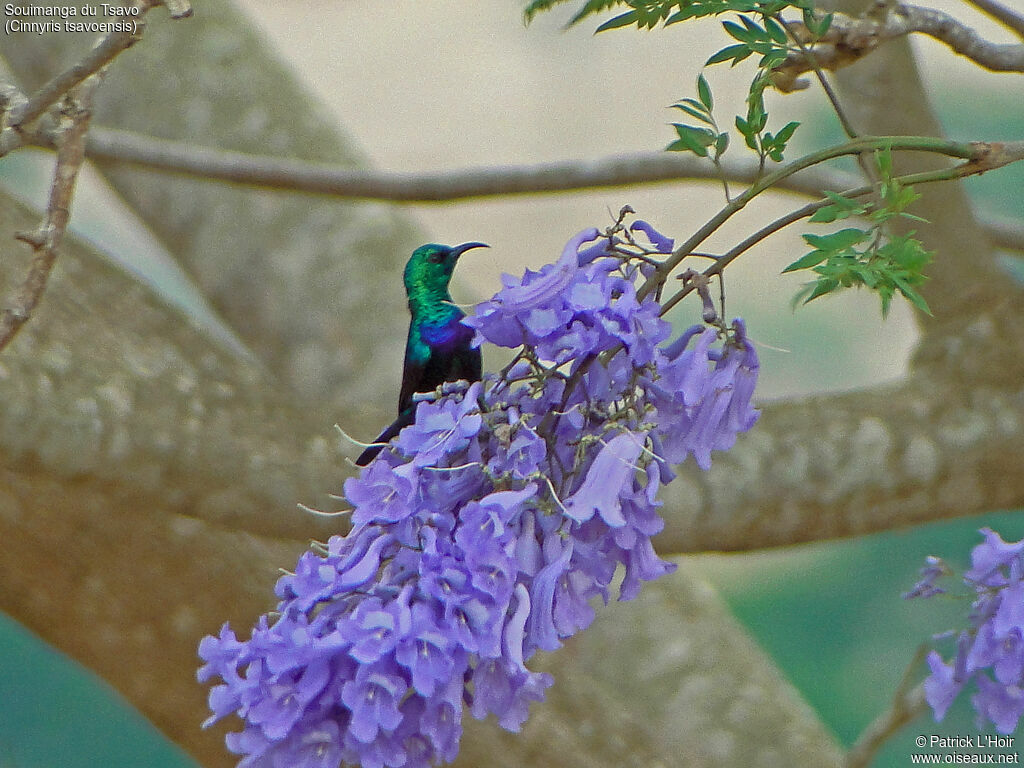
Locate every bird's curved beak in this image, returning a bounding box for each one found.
[450,242,489,259]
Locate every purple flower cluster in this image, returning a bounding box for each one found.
[909,528,1024,733]
[199,223,761,767]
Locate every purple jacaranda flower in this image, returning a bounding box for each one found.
[903,555,949,599]
[340,661,406,744]
[343,459,417,526]
[475,228,599,318]
[396,382,484,467]
[912,528,1024,734]
[395,603,458,698]
[200,219,760,768]
[966,528,1024,587]
[924,650,965,721]
[630,219,675,253]
[564,432,645,527]
[974,675,1024,734]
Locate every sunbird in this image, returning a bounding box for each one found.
[355,242,488,466]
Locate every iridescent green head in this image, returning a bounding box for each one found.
[403,242,488,300]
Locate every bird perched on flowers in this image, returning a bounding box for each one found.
[355,242,488,466]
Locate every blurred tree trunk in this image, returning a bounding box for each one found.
[0,1,1020,767]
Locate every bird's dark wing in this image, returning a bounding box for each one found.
[398,356,427,415]
[452,345,482,386]
[361,319,482,467]
[398,319,432,414]
[354,407,415,466]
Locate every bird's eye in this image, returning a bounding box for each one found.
[428,251,445,264]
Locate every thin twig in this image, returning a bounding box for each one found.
[845,646,930,768]
[0,77,100,352]
[657,140,1024,312]
[777,14,861,140]
[639,135,995,302]
[774,3,1024,92]
[5,2,157,130]
[776,13,881,197]
[962,0,1024,39]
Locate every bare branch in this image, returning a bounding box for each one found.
[846,647,929,768]
[1,0,192,133]
[0,76,99,352]
[4,4,153,130]
[963,0,1024,39]
[0,82,28,157]
[22,122,1020,254]
[72,125,782,200]
[773,3,1024,92]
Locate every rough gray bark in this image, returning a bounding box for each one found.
[0,1,1020,767]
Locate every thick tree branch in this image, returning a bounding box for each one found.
[963,0,1024,39]
[14,123,1024,254]
[0,75,98,352]
[77,124,828,200]
[773,3,1024,92]
[657,369,1024,554]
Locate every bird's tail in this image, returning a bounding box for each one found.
[354,407,415,466]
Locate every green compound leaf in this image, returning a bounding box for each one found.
[763,14,789,44]
[809,191,868,224]
[671,100,715,126]
[706,43,753,65]
[568,0,625,26]
[801,227,869,252]
[667,123,715,156]
[596,9,640,31]
[697,73,714,111]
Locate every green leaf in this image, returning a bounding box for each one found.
[668,123,713,156]
[596,9,639,32]
[823,190,863,210]
[722,19,759,44]
[714,131,729,157]
[879,287,894,317]
[739,14,767,36]
[774,120,799,143]
[803,278,839,304]
[706,43,752,65]
[893,278,933,316]
[671,102,715,125]
[801,7,832,37]
[782,251,829,273]
[808,191,867,223]
[757,48,790,69]
[813,11,833,37]
[875,146,893,178]
[523,0,576,24]
[808,207,839,224]
[802,228,868,252]
[567,0,624,27]
[697,74,714,111]
[735,115,759,151]
[763,15,788,44]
